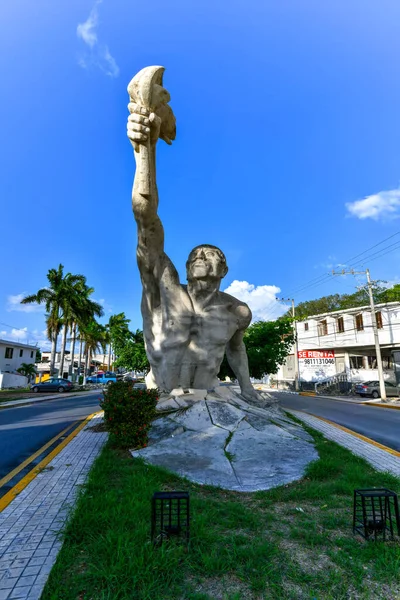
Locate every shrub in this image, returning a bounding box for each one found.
[100,381,158,449]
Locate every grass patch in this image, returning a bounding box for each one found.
[42,426,400,600]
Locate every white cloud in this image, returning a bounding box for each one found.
[223,280,288,321]
[7,293,44,313]
[346,188,400,221]
[0,327,51,350]
[77,3,99,48]
[94,297,113,314]
[77,1,119,78]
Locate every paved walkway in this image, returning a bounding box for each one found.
[0,414,107,600]
[288,410,400,477]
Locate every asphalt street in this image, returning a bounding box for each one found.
[274,391,400,452]
[0,391,102,483]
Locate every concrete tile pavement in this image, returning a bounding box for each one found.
[288,409,400,477]
[0,414,107,600]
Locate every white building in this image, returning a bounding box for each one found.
[0,339,37,389]
[277,301,400,390]
[37,351,113,380]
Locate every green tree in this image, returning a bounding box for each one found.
[219,319,295,380]
[58,281,103,378]
[35,349,42,363]
[80,321,108,384]
[378,283,400,303]
[114,330,149,373]
[106,313,132,367]
[17,362,37,382]
[21,265,86,375]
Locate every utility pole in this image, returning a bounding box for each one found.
[366,269,386,401]
[332,268,386,401]
[277,298,299,392]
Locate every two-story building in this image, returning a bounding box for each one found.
[276,301,400,388]
[36,351,109,381]
[0,338,38,389]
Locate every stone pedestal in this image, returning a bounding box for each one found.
[131,386,318,492]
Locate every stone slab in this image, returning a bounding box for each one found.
[227,420,318,492]
[206,400,244,431]
[132,428,238,489]
[169,401,214,433]
[131,387,318,492]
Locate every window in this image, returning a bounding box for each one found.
[318,320,328,336]
[19,349,23,357]
[382,356,393,369]
[337,317,344,333]
[350,356,363,369]
[31,351,34,358]
[355,314,364,331]
[5,347,13,359]
[304,323,309,331]
[376,311,383,329]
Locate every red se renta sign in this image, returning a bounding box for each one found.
[298,350,335,359]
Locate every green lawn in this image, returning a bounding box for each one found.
[42,426,400,600]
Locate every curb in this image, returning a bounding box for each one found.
[0,411,102,513]
[362,402,400,411]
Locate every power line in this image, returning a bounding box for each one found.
[343,231,400,265]
[0,321,28,332]
[282,230,400,300]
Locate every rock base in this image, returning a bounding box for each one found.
[131,385,318,492]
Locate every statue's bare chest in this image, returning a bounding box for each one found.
[161,290,239,347]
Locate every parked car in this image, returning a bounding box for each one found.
[133,382,147,390]
[86,372,117,385]
[31,378,74,393]
[354,380,399,399]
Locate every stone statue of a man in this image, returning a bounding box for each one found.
[127,66,259,403]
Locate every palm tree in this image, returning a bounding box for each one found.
[80,321,108,384]
[58,281,103,379]
[17,362,37,383]
[57,274,86,378]
[21,265,85,376]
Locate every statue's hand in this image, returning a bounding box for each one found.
[127,102,161,148]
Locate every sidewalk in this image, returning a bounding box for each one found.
[0,414,107,600]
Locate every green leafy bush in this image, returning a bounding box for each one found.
[100,381,158,449]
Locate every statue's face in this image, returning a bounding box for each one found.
[186,245,228,282]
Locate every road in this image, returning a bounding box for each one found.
[0,391,102,490]
[274,391,400,452]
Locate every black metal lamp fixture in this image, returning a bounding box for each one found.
[353,488,400,541]
[151,491,190,545]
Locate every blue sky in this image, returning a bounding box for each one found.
[1,0,400,349]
